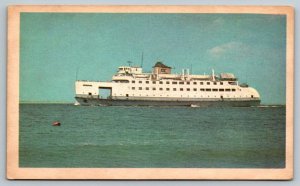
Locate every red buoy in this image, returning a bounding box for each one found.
[52,121,61,126]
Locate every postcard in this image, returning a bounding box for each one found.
[7,5,294,180]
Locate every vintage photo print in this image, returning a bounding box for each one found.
[7,5,294,179]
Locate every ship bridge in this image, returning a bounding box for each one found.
[117,66,142,75]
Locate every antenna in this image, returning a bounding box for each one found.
[140,52,144,67]
[127,61,132,67]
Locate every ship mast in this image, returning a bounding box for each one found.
[140,52,144,68]
[127,61,132,67]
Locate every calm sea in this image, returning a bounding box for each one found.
[19,104,286,168]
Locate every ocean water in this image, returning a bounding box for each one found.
[19,104,286,168]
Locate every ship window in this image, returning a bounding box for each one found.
[187,82,190,85]
[121,80,129,83]
[219,89,224,92]
[83,84,92,87]
[88,92,92,95]
[229,81,237,85]
[180,88,183,91]
[172,81,177,84]
[179,82,184,85]
[193,88,197,91]
[232,89,236,91]
[220,82,223,85]
[139,81,142,83]
[146,87,149,90]
[146,81,149,84]
[214,82,217,85]
[206,88,211,91]
[153,88,156,90]
[225,89,231,91]
[166,88,170,91]
[152,81,156,84]
[207,82,210,85]
[187,88,190,91]
[213,89,218,91]
[161,69,166,72]
[251,95,254,98]
[166,81,170,84]
[132,80,135,83]
[139,87,142,90]
[200,82,204,85]
[173,88,176,91]
[126,94,129,97]
[132,87,135,90]
[200,88,205,91]
[159,81,163,84]
[193,82,197,85]
[159,88,163,91]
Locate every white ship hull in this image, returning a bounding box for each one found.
[75,62,261,107]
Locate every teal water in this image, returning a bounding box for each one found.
[19,104,286,168]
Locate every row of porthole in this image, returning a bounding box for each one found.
[131,80,228,85]
[114,94,254,98]
[131,87,237,92]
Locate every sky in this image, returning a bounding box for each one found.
[20,13,286,104]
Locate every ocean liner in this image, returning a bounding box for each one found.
[75,62,260,106]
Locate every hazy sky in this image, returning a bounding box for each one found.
[20,13,286,104]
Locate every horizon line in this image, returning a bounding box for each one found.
[19,101,286,106]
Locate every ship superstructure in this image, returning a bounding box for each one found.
[75,62,260,106]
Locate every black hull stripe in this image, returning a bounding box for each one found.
[75,97,260,107]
